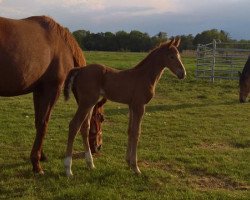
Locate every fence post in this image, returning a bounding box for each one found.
[212,39,216,82]
[196,44,200,80]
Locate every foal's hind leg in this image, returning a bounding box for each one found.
[80,110,95,169]
[64,106,92,176]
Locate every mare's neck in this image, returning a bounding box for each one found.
[242,57,250,77]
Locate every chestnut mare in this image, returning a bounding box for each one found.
[0,16,86,174]
[63,38,186,176]
[239,56,250,103]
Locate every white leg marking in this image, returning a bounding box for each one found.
[85,151,95,169]
[64,156,73,177]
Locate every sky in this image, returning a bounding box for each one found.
[0,0,250,40]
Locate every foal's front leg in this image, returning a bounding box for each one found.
[127,104,145,174]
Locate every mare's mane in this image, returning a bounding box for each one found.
[26,16,85,67]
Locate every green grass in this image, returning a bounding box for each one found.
[0,52,250,200]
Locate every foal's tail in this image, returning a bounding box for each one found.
[64,68,82,101]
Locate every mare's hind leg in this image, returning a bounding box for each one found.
[31,85,61,174]
[80,110,95,169]
[64,106,92,176]
[126,104,145,174]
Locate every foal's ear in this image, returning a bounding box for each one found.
[238,71,242,77]
[173,37,181,47]
[168,38,175,47]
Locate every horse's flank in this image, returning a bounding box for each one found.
[0,15,85,96]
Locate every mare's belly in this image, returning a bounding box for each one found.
[0,65,39,96]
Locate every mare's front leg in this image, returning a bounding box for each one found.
[31,85,61,174]
[80,111,95,169]
[64,106,91,177]
[126,104,145,174]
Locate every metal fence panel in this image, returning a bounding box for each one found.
[196,40,250,82]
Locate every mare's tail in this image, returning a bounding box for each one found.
[64,68,82,101]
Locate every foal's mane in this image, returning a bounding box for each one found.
[134,41,172,69]
[26,16,86,67]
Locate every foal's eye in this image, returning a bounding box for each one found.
[170,55,175,59]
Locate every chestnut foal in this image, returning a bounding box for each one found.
[63,38,186,176]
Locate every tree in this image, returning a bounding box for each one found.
[129,30,151,52]
[116,31,130,51]
[179,34,195,51]
[72,30,89,50]
[193,29,231,46]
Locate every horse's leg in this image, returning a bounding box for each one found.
[126,108,133,166]
[128,104,145,174]
[64,106,91,177]
[80,110,95,169]
[40,149,48,161]
[31,85,61,174]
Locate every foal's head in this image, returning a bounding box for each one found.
[158,38,186,79]
[89,98,107,153]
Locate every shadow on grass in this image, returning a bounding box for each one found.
[105,100,239,115]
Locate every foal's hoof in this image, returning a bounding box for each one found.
[33,169,45,175]
[87,163,96,170]
[32,165,45,175]
[131,166,141,175]
[66,170,73,177]
[38,170,45,175]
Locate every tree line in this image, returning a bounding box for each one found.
[72,29,250,52]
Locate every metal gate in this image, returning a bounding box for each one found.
[196,40,250,82]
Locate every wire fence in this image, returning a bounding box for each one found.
[196,40,250,82]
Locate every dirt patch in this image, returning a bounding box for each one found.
[199,141,250,150]
[188,174,249,191]
[139,160,250,191]
[188,168,249,191]
[199,142,233,151]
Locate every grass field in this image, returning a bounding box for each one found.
[0,51,249,200]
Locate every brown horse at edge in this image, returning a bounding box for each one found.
[63,38,186,176]
[0,16,86,174]
[239,56,250,102]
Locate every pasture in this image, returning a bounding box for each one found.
[0,51,249,199]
